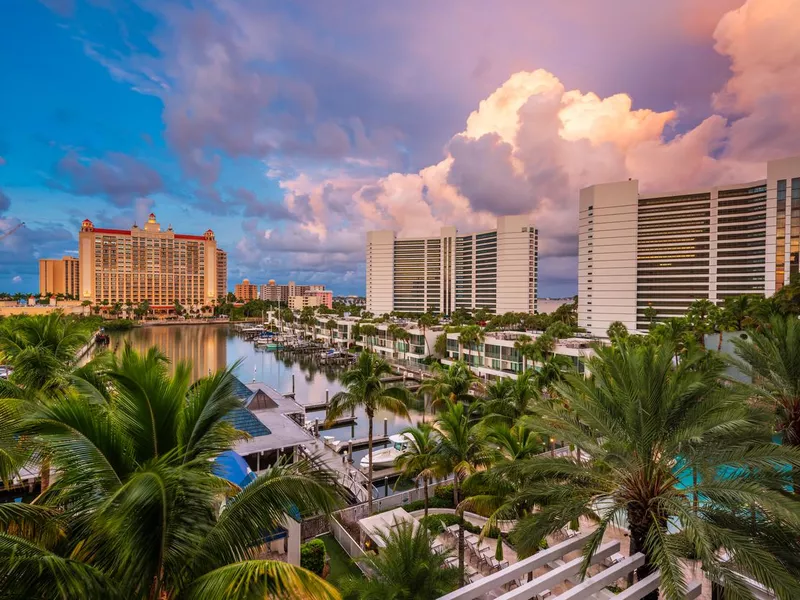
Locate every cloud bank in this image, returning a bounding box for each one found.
[237,0,799,294]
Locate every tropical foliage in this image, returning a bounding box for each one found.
[0,345,343,600]
[338,521,458,600]
[327,350,411,514]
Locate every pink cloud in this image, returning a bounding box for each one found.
[246,0,799,293]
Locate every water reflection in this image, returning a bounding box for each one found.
[111,324,424,466]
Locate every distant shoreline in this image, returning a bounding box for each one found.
[139,319,232,327]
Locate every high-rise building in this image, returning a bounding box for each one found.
[234,278,259,301]
[578,155,800,336]
[366,215,538,315]
[77,213,221,310]
[216,249,228,300]
[38,256,80,298]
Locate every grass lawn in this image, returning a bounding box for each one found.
[320,534,363,587]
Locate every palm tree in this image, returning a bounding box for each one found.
[394,423,439,518]
[416,360,476,415]
[509,341,800,600]
[417,313,438,356]
[325,318,337,345]
[643,304,658,329]
[459,425,543,538]
[458,325,484,372]
[0,313,100,489]
[479,370,539,425]
[0,346,342,599]
[606,321,628,341]
[434,331,448,358]
[434,402,491,586]
[338,520,458,600]
[732,315,800,491]
[327,351,411,514]
[360,324,379,351]
[514,334,535,371]
[533,354,574,398]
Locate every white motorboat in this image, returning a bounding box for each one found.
[360,433,412,470]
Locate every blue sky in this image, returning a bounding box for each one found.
[1,0,796,298]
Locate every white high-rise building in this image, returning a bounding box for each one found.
[366,216,538,315]
[578,156,800,337]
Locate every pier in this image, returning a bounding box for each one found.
[317,415,357,430]
[332,435,391,454]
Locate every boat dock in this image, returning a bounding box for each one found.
[330,435,391,454]
[316,416,357,430]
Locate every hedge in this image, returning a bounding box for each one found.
[300,539,326,576]
[417,513,500,539]
[433,483,454,502]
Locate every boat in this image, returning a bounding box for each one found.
[0,365,12,380]
[359,433,412,470]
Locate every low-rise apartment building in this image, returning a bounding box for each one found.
[441,330,598,380]
[354,321,443,365]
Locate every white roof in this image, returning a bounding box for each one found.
[357,507,418,548]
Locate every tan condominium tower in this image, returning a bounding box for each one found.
[78,213,227,310]
[578,155,800,337]
[366,215,538,316]
[216,249,228,299]
[39,256,80,297]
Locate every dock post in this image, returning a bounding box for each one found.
[384,418,388,437]
[292,374,295,395]
[350,404,355,418]
[384,476,388,497]
[325,389,329,409]
[314,419,319,437]
[348,441,354,463]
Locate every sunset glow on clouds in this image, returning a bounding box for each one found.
[1,0,799,295]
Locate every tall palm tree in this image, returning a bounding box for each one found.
[533,354,574,398]
[459,425,543,538]
[0,313,101,488]
[416,313,438,356]
[360,324,379,351]
[509,341,800,600]
[434,402,491,586]
[479,370,539,425]
[513,334,535,372]
[0,312,92,396]
[338,521,458,600]
[327,351,411,514]
[732,315,800,493]
[394,423,439,518]
[0,346,342,599]
[458,325,485,372]
[416,360,477,415]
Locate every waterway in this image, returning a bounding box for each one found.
[111,324,424,482]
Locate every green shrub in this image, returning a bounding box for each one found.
[419,513,461,534]
[390,496,452,514]
[300,538,326,576]
[433,483,454,502]
[417,514,500,539]
[100,319,136,332]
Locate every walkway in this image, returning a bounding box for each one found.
[298,439,375,504]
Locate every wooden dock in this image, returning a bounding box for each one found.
[333,434,391,453]
[304,401,329,412]
[317,416,357,430]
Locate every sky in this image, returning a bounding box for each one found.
[1,0,799,297]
